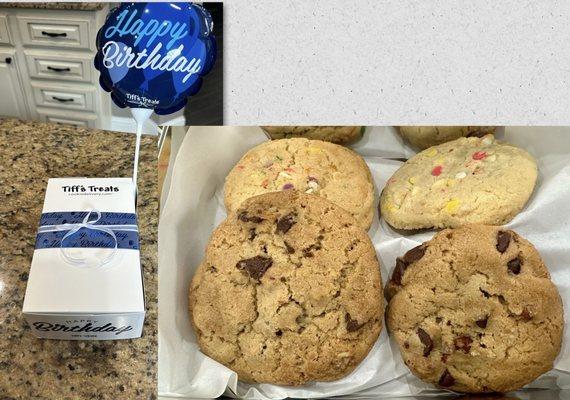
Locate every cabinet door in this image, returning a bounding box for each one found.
[0,50,25,118]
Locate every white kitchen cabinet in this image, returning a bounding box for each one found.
[0,6,111,127]
[0,15,11,45]
[0,47,26,118]
[36,107,99,128]
[16,15,93,50]
[24,50,94,82]
[31,80,96,111]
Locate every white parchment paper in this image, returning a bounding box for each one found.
[158,127,570,399]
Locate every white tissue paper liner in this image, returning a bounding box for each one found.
[159,126,570,399]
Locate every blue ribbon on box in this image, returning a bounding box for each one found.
[39,211,137,227]
[35,210,139,267]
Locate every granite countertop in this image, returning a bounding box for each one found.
[0,118,157,400]
[0,2,106,11]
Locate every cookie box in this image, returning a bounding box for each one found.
[159,127,570,399]
[23,177,145,340]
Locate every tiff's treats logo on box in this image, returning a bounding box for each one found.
[33,320,133,336]
[62,185,119,194]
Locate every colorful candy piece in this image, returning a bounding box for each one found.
[425,148,438,157]
[385,203,398,212]
[306,147,323,154]
[282,183,294,190]
[444,199,460,213]
[472,151,487,160]
[431,165,443,176]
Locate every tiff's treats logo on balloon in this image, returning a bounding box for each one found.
[94,3,216,115]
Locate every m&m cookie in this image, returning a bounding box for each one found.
[225,138,375,229]
[380,135,537,229]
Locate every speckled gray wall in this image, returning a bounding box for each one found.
[224,0,570,125]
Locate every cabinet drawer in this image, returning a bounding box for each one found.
[0,15,11,45]
[24,51,92,82]
[31,81,96,111]
[37,108,98,128]
[17,15,92,50]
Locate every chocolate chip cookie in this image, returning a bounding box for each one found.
[263,126,364,145]
[189,191,383,385]
[399,126,497,150]
[224,138,375,229]
[386,225,563,393]
[380,135,537,230]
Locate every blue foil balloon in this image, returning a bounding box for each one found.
[94,2,216,115]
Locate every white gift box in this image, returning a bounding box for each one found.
[23,177,145,340]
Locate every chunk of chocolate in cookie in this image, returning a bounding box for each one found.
[454,336,473,353]
[403,245,426,264]
[276,213,296,234]
[284,241,295,254]
[236,256,273,280]
[475,316,488,328]
[248,228,257,241]
[496,230,511,253]
[391,245,426,286]
[417,328,433,356]
[345,313,363,332]
[507,257,522,274]
[391,258,407,286]
[238,212,264,223]
[520,308,533,321]
[438,369,455,387]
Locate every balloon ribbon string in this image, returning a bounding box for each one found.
[133,122,142,200]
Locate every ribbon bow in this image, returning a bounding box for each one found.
[36,210,137,268]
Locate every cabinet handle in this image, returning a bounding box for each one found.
[52,96,74,103]
[41,31,67,38]
[47,66,71,72]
